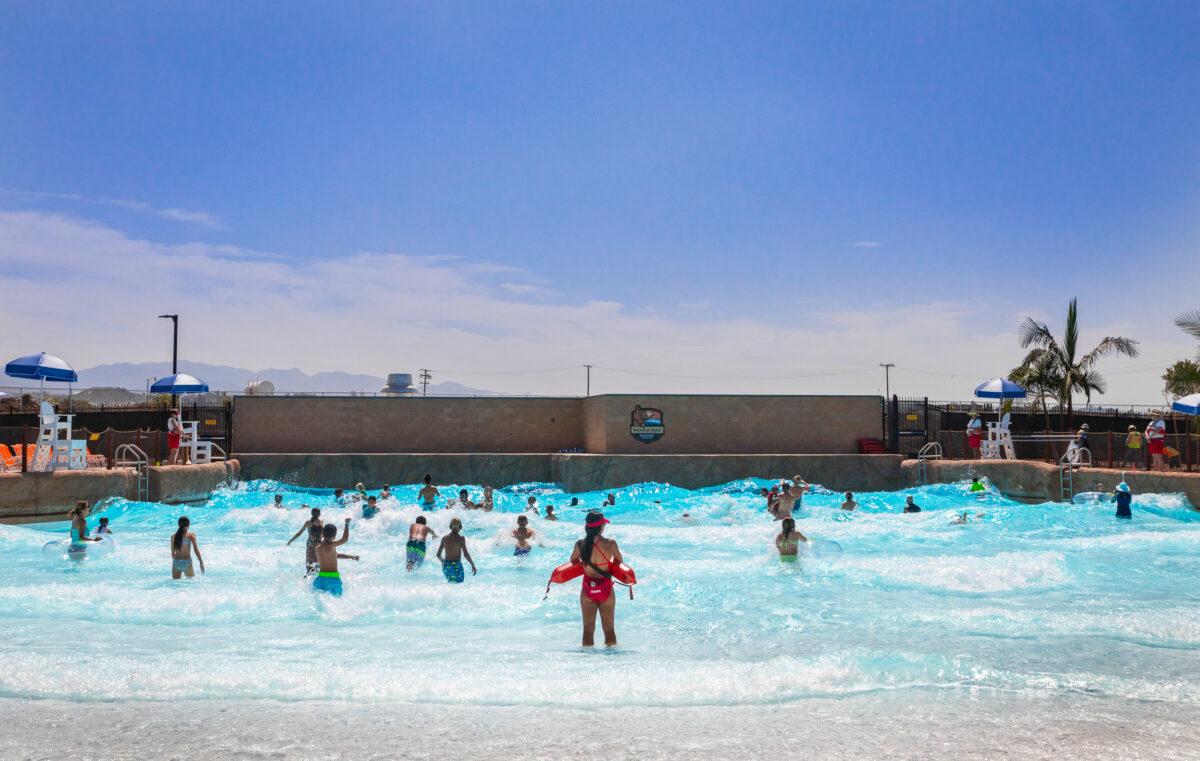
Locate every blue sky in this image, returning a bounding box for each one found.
[1,2,1197,399]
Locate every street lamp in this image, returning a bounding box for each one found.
[158,314,179,374]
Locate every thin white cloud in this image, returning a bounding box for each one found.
[847,240,881,248]
[0,211,1185,401]
[0,187,225,229]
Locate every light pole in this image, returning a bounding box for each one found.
[158,314,179,374]
[584,364,592,397]
[879,363,894,400]
[419,369,431,397]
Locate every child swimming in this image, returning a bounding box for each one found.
[418,474,439,510]
[170,516,205,579]
[95,516,112,536]
[512,515,536,556]
[313,518,359,596]
[841,492,857,511]
[273,494,284,509]
[969,477,986,495]
[545,505,557,521]
[362,495,380,519]
[437,518,476,583]
[286,507,323,575]
[525,496,539,515]
[406,516,437,571]
[775,517,808,562]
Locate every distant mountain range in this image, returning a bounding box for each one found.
[72,362,498,396]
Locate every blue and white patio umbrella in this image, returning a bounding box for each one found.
[974,378,1027,423]
[4,352,79,400]
[1172,393,1200,416]
[149,373,210,394]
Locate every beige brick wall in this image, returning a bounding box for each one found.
[232,394,883,455]
[234,396,584,453]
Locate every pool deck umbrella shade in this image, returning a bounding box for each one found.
[4,352,78,400]
[1172,393,1200,416]
[974,378,1027,423]
[149,373,209,394]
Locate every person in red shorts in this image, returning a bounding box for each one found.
[966,412,982,458]
[167,408,184,465]
[1145,413,1167,471]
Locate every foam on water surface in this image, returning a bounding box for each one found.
[1,477,1198,709]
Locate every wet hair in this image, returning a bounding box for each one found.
[781,517,795,544]
[459,489,469,498]
[527,496,536,503]
[334,489,343,496]
[570,497,579,506]
[424,474,432,484]
[310,507,321,519]
[308,524,322,541]
[546,505,555,513]
[173,516,190,551]
[416,516,426,525]
[274,494,282,501]
[367,496,377,503]
[449,518,463,531]
[580,511,605,568]
[844,492,853,499]
[322,523,337,540]
[517,515,528,525]
[98,517,109,524]
[69,500,89,517]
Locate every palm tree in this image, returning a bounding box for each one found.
[1177,309,1200,361]
[1009,352,1064,432]
[1018,298,1140,426]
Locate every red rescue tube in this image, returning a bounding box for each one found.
[549,561,584,584]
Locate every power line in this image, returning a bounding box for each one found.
[588,365,877,382]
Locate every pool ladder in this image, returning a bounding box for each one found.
[1058,446,1092,502]
[115,444,149,501]
[916,442,942,485]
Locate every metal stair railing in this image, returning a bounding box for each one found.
[916,441,943,486]
[1059,446,1092,502]
[115,444,149,501]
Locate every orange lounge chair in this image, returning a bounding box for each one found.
[0,444,19,471]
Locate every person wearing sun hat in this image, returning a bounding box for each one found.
[966,412,982,459]
[1122,425,1142,470]
[1145,412,1167,472]
[1113,480,1133,520]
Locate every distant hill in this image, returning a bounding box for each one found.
[75,361,497,396]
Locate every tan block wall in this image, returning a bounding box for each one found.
[233,396,585,453]
[587,394,881,454]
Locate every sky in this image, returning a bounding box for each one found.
[1,2,1197,401]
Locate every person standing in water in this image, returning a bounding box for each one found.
[903,496,921,513]
[840,492,858,511]
[545,505,558,521]
[570,511,623,647]
[772,478,809,521]
[969,477,986,495]
[95,516,113,536]
[513,515,536,556]
[775,517,808,561]
[67,501,101,558]
[418,475,440,510]
[286,507,323,575]
[361,495,380,519]
[1114,481,1133,520]
[406,516,437,571]
[313,518,358,596]
[603,493,616,507]
[437,518,476,583]
[170,516,205,579]
[525,496,539,515]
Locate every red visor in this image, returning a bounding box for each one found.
[586,517,610,528]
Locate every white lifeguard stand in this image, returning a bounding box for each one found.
[980,412,1017,460]
[30,401,87,472]
[180,420,226,465]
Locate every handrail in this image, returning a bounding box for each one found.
[917,442,943,459]
[114,443,147,466]
[1059,446,1092,467]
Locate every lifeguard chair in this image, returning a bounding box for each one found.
[980,413,1016,460]
[30,401,87,472]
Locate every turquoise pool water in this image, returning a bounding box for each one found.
[2,478,1198,710]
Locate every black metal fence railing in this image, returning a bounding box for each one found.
[935,429,1198,471]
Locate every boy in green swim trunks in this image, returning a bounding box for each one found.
[436,518,476,583]
[313,518,359,596]
[406,516,438,572]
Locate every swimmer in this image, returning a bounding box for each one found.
[406,515,437,571]
[273,494,284,509]
[969,477,986,494]
[418,474,439,510]
[526,496,539,515]
[437,518,476,583]
[362,495,380,520]
[482,486,494,512]
[380,484,392,500]
[353,483,367,501]
[513,515,536,556]
[951,512,970,525]
[570,511,623,647]
[841,492,857,511]
[772,478,808,521]
[569,497,580,508]
[1114,481,1133,520]
[545,505,558,521]
[333,488,346,507]
[286,507,324,575]
[760,487,779,514]
[903,496,921,513]
[95,516,112,536]
[775,517,808,561]
[67,501,101,557]
[450,489,478,510]
[603,493,616,507]
[170,516,205,579]
[313,518,359,596]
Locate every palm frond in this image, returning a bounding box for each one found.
[1018,317,1056,350]
[1063,298,1079,364]
[1079,336,1141,368]
[1177,309,1200,341]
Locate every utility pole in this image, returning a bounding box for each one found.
[879,363,894,400]
[419,369,431,397]
[584,364,592,397]
[158,314,179,374]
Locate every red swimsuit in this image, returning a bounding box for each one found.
[582,546,615,603]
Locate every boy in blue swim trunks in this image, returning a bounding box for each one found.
[418,474,440,510]
[436,518,476,583]
[362,495,380,520]
[406,515,437,571]
[512,515,536,556]
[313,518,359,596]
